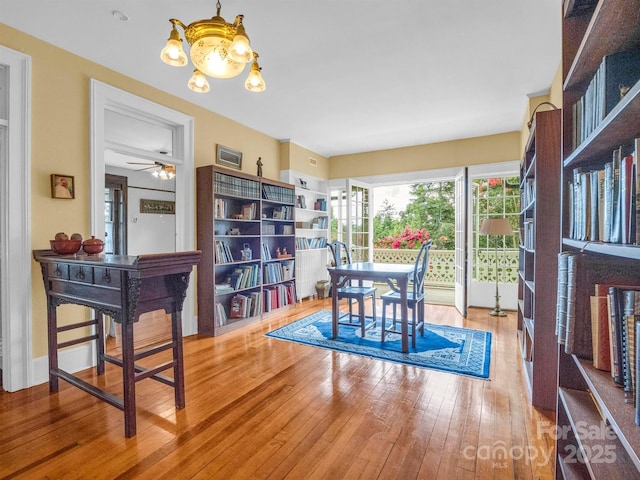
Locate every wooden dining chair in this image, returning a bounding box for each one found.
[328,241,377,336]
[380,241,432,348]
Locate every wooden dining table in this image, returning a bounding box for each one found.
[327,262,414,353]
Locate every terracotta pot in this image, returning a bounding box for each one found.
[50,239,82,255]
[82,236,104,255]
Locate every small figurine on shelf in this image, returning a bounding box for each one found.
[276,247,281,256]
[256,157,263,177]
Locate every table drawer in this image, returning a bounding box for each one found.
[94,267,121,288]
[48,263,69,280]
[69,265,93,283]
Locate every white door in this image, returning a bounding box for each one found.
[346,179,374,262]
[454,168,468,317]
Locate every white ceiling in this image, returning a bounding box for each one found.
[2,0,562,158]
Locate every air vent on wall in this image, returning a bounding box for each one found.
[309,157,317,167]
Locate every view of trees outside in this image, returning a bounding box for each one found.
[373,182,455,250]
[372,176,520,252]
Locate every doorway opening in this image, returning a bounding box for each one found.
[105,174,128,255]
[90,79,196,336]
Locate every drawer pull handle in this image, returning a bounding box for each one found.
[103,272,111,284]
[76,269,85,280]
[54,267,62,277]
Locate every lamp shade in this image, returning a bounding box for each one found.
[479,218,513,236]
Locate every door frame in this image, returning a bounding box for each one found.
[454,167,468,317]
[467,162,519,310]
[90,80,197,335]
[0,46,32,392]
[105,174,128,255]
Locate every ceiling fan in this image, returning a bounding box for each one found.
[127,161,176,180]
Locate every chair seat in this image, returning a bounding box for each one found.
[380,290,423,304]
[338,285,377,297]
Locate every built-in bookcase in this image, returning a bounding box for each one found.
[556,0,640,477]
[197,165,296,336]
[280,170,329,300]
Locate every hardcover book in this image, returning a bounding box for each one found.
[590,293,612,371]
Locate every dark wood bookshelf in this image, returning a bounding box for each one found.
[196,165,296,336]
[517,108,561,411]
[557,0,640,477]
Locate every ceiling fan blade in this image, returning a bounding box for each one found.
[135,165,159,171]
[127,161,155,166]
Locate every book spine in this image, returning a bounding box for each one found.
[556,252,570,342]
[564,254,577,353]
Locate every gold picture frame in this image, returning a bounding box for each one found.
[51,174,75,199]
[140,199,176,215]
[216,144,242,170]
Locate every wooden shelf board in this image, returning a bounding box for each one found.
[558,386,639,477]
[572,357,640,470]
[564,0,640,91]
[564,79,640,168]
[523,316,535,341]
[557,452,591,480]
[563,238,640,260]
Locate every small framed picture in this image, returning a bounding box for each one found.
[51,174,75,199]
[298,178,308,189]
[216,144,242,170]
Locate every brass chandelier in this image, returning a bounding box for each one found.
[160,0,266,93]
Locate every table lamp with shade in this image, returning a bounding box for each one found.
[479,218,513,316]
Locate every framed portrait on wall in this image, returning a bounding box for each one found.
[216,145,242,170]
[51,174,75,199]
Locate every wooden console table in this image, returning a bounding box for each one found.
[33,250,201,437]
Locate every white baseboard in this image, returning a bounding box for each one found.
[31,343,96,387]
[30,317,199,387]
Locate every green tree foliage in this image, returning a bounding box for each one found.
[373,182,455,249]
[373,199,398,241]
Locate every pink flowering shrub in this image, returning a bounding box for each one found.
[374,227,431,249]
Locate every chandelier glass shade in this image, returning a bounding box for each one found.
[161,1,265,93]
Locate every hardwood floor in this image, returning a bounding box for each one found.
[0,300,555,479]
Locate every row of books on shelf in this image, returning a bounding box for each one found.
[262,224,294,235]
[216,242,295,265]
[232,264,260,289]
[264,282,296,312]
[264,260,294,284]
[215,240,234,263]
[216,291,264,325]
[214,172,260,199]
[521,221,534,250]
[521,178,535,207]
[214,198,257,220]
[568,141,639,244]
[268,205,293,220]
[296,236,327,250]
[215,281,297,324]
[571,47,640,149]
[296,216,328,229]
[556,252,640,425]
[295,195,327,210]
[262,184,295,204]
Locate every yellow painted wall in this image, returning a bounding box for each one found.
[519,66,563,154]
[0,24,281,358]
[328,131,522,179]
[280,142,330,178]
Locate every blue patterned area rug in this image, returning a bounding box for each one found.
[266,310,491,379]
